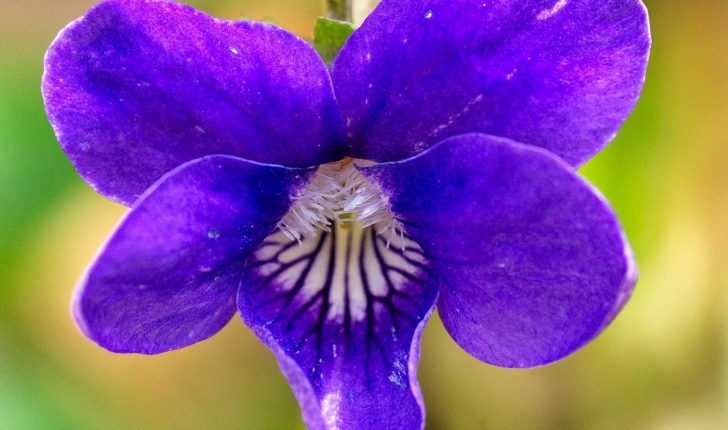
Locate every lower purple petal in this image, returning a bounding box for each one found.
[73,155,313,354]
[361,134,637,368]
[238,224,439,429]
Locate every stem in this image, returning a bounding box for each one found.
[326,0,353,22]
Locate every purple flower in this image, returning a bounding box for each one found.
[42,0,650,428]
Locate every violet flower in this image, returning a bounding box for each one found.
[42,0,650,428]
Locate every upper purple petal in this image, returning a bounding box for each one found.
[361,134,637,367]
[238,226,439,430]
[73,155,313,354]
[43,0,345,206]
[333,0,650,166]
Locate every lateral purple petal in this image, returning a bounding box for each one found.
[361,134,637,367]
[73,155,313,354]
[238,226,439,429]
[333,0,650,166]
[43,0,345,206]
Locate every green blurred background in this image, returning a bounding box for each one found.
[1,0,727,428]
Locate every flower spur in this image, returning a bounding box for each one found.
[42,0,650,429]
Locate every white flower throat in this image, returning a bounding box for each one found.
[277,158,404,247]
[249,159,433,331]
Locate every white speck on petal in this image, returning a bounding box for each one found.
[537,0,568,20]
[425,94,484,139]
[229,46,239,54]
[322,391,342,430]
[388,357,407,388]
[425,10,433,19]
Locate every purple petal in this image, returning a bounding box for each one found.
[73,155,313,354]
[43,0,345,206]
[361,134,637,367]
[332,0,650,166]
[238,225,439,429]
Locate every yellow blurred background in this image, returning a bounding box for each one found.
[1,0,727,428]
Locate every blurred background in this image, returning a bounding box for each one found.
[1,0,727,428]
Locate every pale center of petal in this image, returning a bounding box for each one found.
[242,160,438,384]
[249,221,430,324]
[277,158,403,246]
[249,159,434,332]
